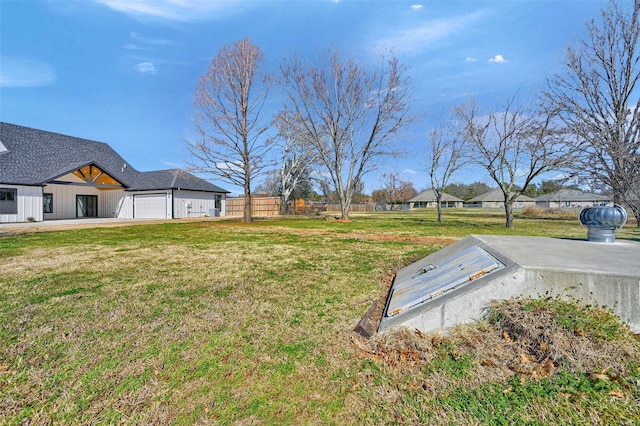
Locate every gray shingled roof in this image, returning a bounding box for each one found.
[0,122,137,186]
[466,188,535,203]
[534,189,611,202]
[409,189,463,203]
[130,169,228,193]
[0,122,228,193]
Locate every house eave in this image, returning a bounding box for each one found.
[0,181,45,187]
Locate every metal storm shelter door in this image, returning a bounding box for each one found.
[385,246,504,317]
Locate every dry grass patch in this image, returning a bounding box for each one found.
[0,223,437,425]
[352,297,640,424]
[2,215,638,425]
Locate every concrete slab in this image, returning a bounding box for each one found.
[377,235,640,334]
[473,235,640,276]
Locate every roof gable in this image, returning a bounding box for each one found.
[466,188,535,203]
[534,189,611,202]
[0,122,137,186]
[0,122,228,194]
[409,189,463,203]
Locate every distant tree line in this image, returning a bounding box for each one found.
[442,180,581,201]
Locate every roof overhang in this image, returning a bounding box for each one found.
[43,162,128,190]
[125,187,227,193]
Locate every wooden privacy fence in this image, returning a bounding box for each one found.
[226,197,376,216]
[225,197,281,217]
[323,203,375,213]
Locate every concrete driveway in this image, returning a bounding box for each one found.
[0,217,211,234]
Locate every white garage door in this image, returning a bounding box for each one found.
[134,194,167,219]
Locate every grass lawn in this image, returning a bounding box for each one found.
[1,209,639,424]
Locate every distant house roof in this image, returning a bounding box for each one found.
[409,189,463,203]
[0,122,228,193]
[534,189,611,202]
[466,188,535,203]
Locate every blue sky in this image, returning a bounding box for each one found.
[1,0,607,195]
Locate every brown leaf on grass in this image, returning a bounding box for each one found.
[534,357,555,378]
[519,352,536,364]
[431,335,443,348]
[480,358,496,367]
[503,330,513,343]
[608,390,625,398]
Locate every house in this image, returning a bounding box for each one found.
[534,189,612,209]
[408,189,464,209]
[464,188,535,209]
[0,122,229,223]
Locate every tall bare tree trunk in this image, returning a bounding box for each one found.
[504,199,515,229]
[244,185,253,224]
[188,38,271,226]
[280,51,412,221]
[279,198,289,216]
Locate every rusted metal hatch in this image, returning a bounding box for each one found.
[384,246,504,318]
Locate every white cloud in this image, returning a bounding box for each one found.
[130,32,178,46]
[489,54,508,63]
[411,5,423,10]
[374,12,484,56]
[94,0,247,21]
[122,43,145,50]
[0,56,55,88]
[466,57,476,62]
[403,168,418,175]
[135,62,157,74]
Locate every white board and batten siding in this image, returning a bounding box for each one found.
[43,183,125,220]
[118,190,223,219]
[0,185,43,223]
[173,190,224,219]
[1,185,226,222]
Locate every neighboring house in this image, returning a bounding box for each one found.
[409,189,464,209]
[0,122,229,223]
[465,188,536,209]
[534,189,612,209]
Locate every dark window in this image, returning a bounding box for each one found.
[215,194,222,209]
[43,193,53,214]
[76,195,98,217]
[0,188,17,214]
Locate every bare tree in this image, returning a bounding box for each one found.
[372,173,416,209]
[280,50,412,220]
[427,117,469,223]
[544,0,640,225]
[188,38,271,224]
[455,98,569,228]
[272,110,318,215]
